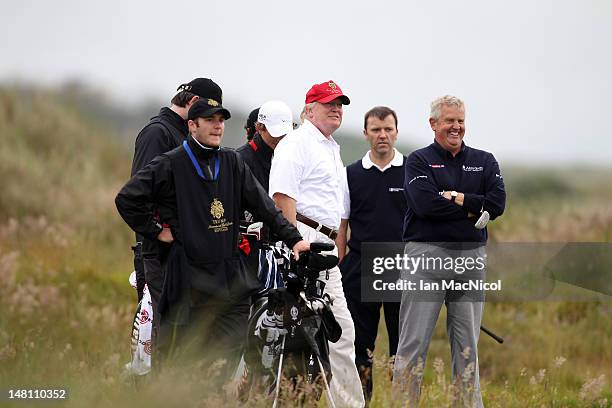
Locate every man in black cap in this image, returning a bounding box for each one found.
[244,107,260,141]
[129,78,221,360]
[116,84,310,378]
[131,78,222,178]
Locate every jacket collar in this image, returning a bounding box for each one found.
[302,119,339,147]
[188,135,220,159]
[432,139,467,160]
[159,107,188,134]
[250,133,274,161]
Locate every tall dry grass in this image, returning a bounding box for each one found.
[0,86,610,407]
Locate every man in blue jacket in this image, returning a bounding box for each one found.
[393,95,506,407]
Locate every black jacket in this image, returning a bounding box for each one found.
[131,107,188,176]
[129,107,188,299]
[235,133,274,192]
[403,141,506,243]
[116,138,302,311]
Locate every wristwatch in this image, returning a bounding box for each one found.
[450,191,458,202]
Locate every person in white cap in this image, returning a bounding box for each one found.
[236,100,294,295]
[236,100,293,193]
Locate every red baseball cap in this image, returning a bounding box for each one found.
[305,80,351,105]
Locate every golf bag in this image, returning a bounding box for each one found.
[240,234,342,404]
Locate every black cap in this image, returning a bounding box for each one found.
[177,78,223,102]
[188,98,231,121]
[245,107,260,139]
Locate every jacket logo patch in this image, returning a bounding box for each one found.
[462,165,483,172]
[389,187,404,192]
[429,164,445,168]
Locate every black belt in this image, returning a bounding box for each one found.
[296,213,338,240]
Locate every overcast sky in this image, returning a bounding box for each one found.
[2,0,611,165]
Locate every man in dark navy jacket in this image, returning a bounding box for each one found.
[337,106,407,403]
[393,95,505,408]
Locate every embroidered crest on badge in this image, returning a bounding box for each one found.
[210,198,224,219]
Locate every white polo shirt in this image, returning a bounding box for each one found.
[341,148,404,219]
[269,119,345,230]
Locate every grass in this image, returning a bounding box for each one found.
[366,302,611,407]
[0,86,611,407]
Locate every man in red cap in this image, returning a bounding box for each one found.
[270,81,365,407]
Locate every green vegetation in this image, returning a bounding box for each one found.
[0,86,610,407]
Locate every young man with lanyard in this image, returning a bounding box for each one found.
[270,80,365,408]
[129,78,218,355]
[115,86,310,379]
[336,106,407,403]
[236,100,293,295]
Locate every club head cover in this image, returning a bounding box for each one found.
[310,241,335,253]
[307,253,339,271]
[321,307,342,343]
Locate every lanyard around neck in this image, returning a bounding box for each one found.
[183,140,220,180]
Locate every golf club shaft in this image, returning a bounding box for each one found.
[480,325,504,344]
[315,355,336,408]
[272,335,286,408]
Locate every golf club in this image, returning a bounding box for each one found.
[475,210,490,229]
